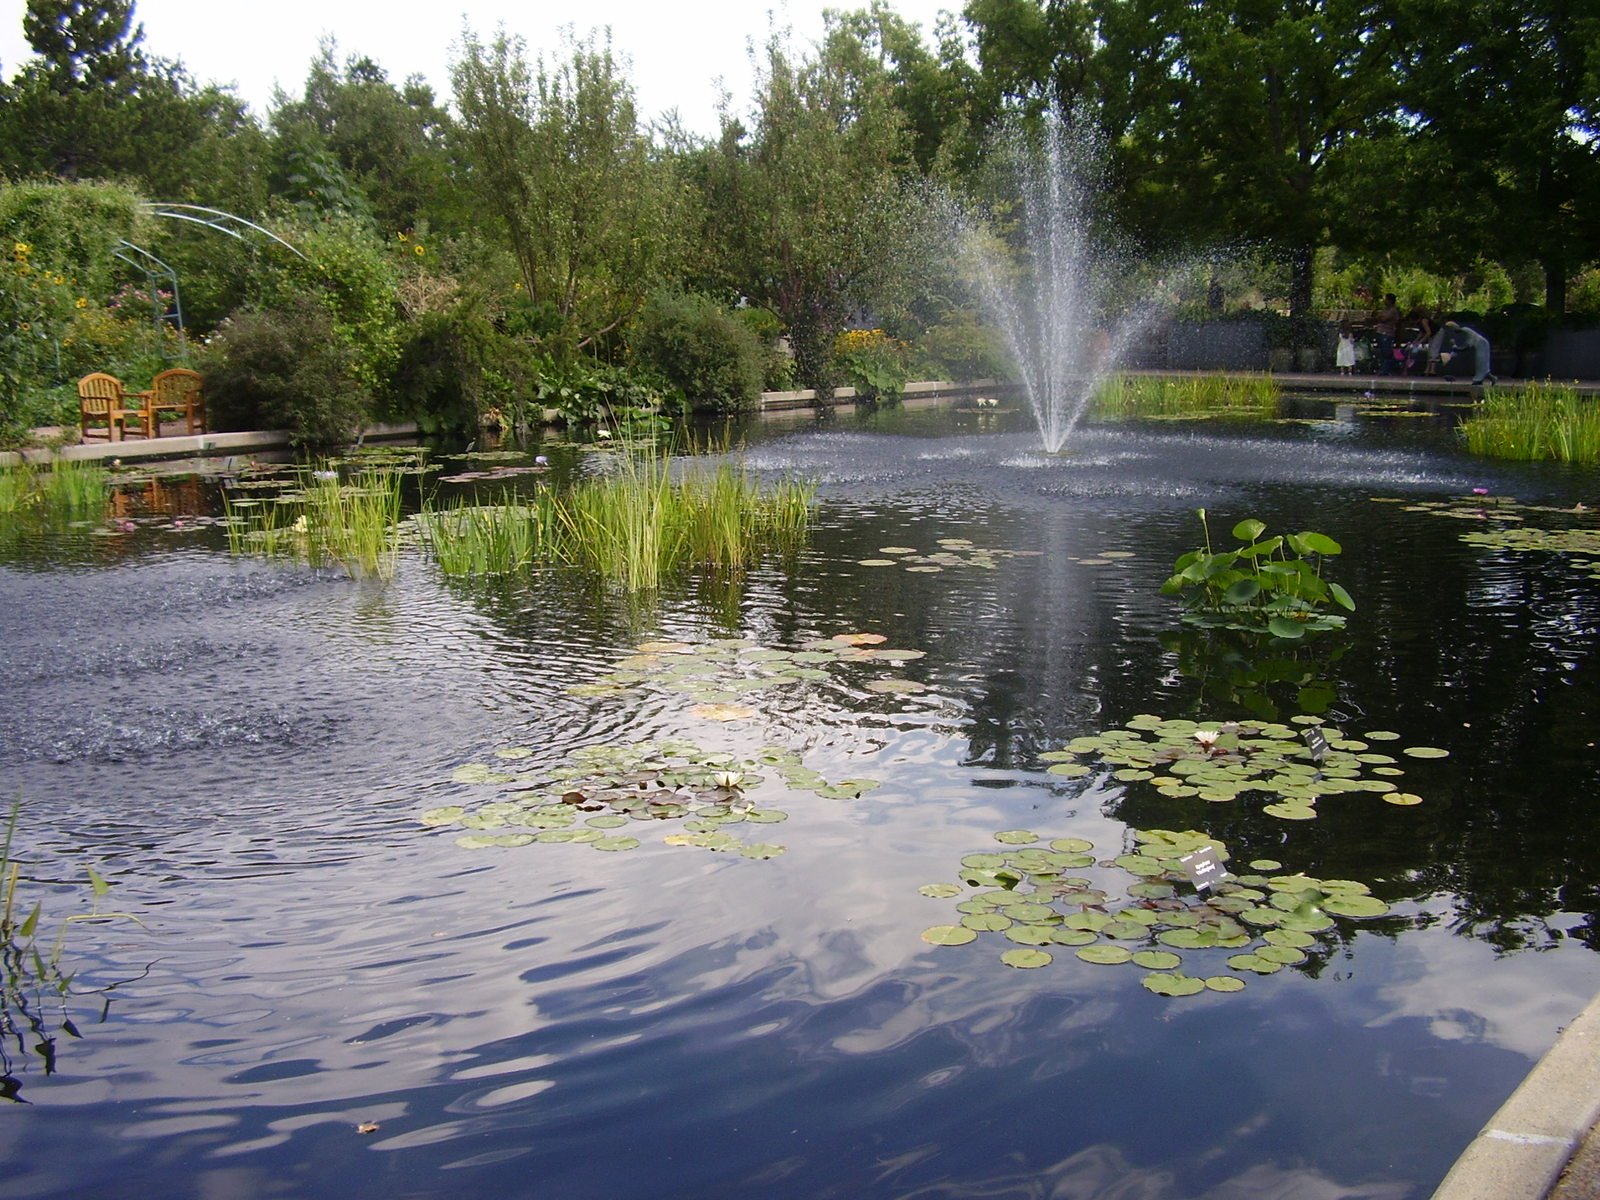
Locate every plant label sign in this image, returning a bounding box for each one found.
[1179,845,1227,891]
[1302,726,1329,763]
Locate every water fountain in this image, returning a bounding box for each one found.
[960,106,1159,454]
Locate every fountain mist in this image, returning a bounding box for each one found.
[961,107,1158,454]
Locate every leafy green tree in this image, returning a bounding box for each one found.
[270,44,457,233]
[1392,0,1600,312]
[451,26,686,355]
[705,16,933,397]
[1095,0,1405,315]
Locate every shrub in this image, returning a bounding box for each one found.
[833,328,910,405]
[199,304,373,446]
[391,303,540,435]
[916,310,1013,382]
[630,291,765,414]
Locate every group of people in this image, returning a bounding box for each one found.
[1334,293,1495,385]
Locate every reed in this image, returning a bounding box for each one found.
[418,443,816,591]
[1092,373,1281,420]
[1460,383,1600,464]
[225,464,404,578]
[0,460,109,516]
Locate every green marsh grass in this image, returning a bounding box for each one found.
[225,464,404,578]
[1460,383,1600,464]
[1092,373,1281,420]
[0,460,109,517]
[419,444,816,591]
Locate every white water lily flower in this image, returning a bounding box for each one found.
[1192,729,1220,748]
[291,515,309,533]
[712,771,744,790]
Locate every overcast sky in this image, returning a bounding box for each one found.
[0,0,960,135]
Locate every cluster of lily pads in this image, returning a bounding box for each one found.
[855,539,1041,573]
[1374,493,1600,580]
[424,737,880,857]
[1040,714,1447,821]
[567,634,932,709]
[437,449,552,484]
[919,827,1392,995]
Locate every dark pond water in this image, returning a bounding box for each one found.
[3,399,1599,1199]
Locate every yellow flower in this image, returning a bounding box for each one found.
[75,297,88,309]
[397,231,408,242]
[19,321,30,332]
[12,241,30,259]
[413,244,426,256]
[53,274,65,285]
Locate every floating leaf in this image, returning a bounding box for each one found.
[1004,925,1055,945]
[1142,972,1205,996]
[420,806,467,826]
[591,836,640,852]
[922,925,977,946]
[963,913,1013,932]
[1401,746,1450,759]
[1384,792,1424,806]
[1322,894,1390,918]
[1001,948,1052,969]
[994,830,1039,845]
[1204,976,1246,992]
[1075,945,1133,965]
[691,703,755,722]
[1132,950,1182,970]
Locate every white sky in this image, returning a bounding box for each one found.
[0,0,960,136]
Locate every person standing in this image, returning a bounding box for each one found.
[1374,293,1401,375]
[1336,323,1357,374]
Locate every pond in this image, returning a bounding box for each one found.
[3,398,1599,1199]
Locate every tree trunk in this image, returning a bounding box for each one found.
[1288,245,1314,320]
[1543,254,1566,315]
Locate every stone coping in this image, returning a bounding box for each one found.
[1431,990,1600,1199]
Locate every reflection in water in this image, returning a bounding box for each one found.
[0,408,1596,1198]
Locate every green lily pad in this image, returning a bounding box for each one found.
[1131,950,1182,970]
[1248,859,1283,871]
[1204,975,1246,992]
[962,913,1013,932]
[1051,928,1098,946]
[1384,792,1424,806]
[1402,746,1450,759]
[1142,972,1205,996]
[920,883,964,898]
[995,830,1040,845]
[1322,894,1391,918]
[420,806,467,826]
[1227,953,1283,974]
[1076,945,1133,965]
[1004,925,1056,946]
[922,925,977,946]
[1263,803,1318,820]
[1001,948,1053,969]
[591,836,640,852]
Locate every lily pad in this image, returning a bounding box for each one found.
[922,925,978,946]
[1204,975,1246,992]
[962,913,1013,932]
[919,883,963,899]
[1131,950,1182,970]
[1076,945,1133,965]
[1142,972,1205,996]
[1401,746,1450,759]
[994,830,1040,845]
[1001,948,1053,969]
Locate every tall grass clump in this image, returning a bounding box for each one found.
[418,443,816,591]
[1092,373,1281,420]
[416,494,556,576]
[0,460,109,516]
[225,464,404,578]
[1460,383,1600,464]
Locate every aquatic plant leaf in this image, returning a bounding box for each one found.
[1204,976,1246,992]
[1005,925,1056,945]
[1001,948,1053,969]
[1401,746,1450,759]
[1050,838,1095,853]
[1322,894,1390,918]
[1142,972,1205,996]
[1384,792,1424,806]
[591,836,641,852]
[922,925,977,946]
[1227,953,1283,974]
[1002,902,1056,923]
[963,913,1013,932]
[1047,763,1091,777]
[1248,859,1283,871]
[1132,950,1182,970]
[691,703,756,721]
[1076,945,1133,965]
[494,747,534,760]
[1051,929,1098,945]
[420,806,467,826]
[994,830,1039,845]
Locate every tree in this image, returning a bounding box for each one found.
[270,43,457,233]
[1095,0,1405,316]
[451,26,685,354]
[1393,0,1600,312]
[705,15,933,397]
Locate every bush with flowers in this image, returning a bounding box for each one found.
[833,328,910,406]
[0,240,79,439]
